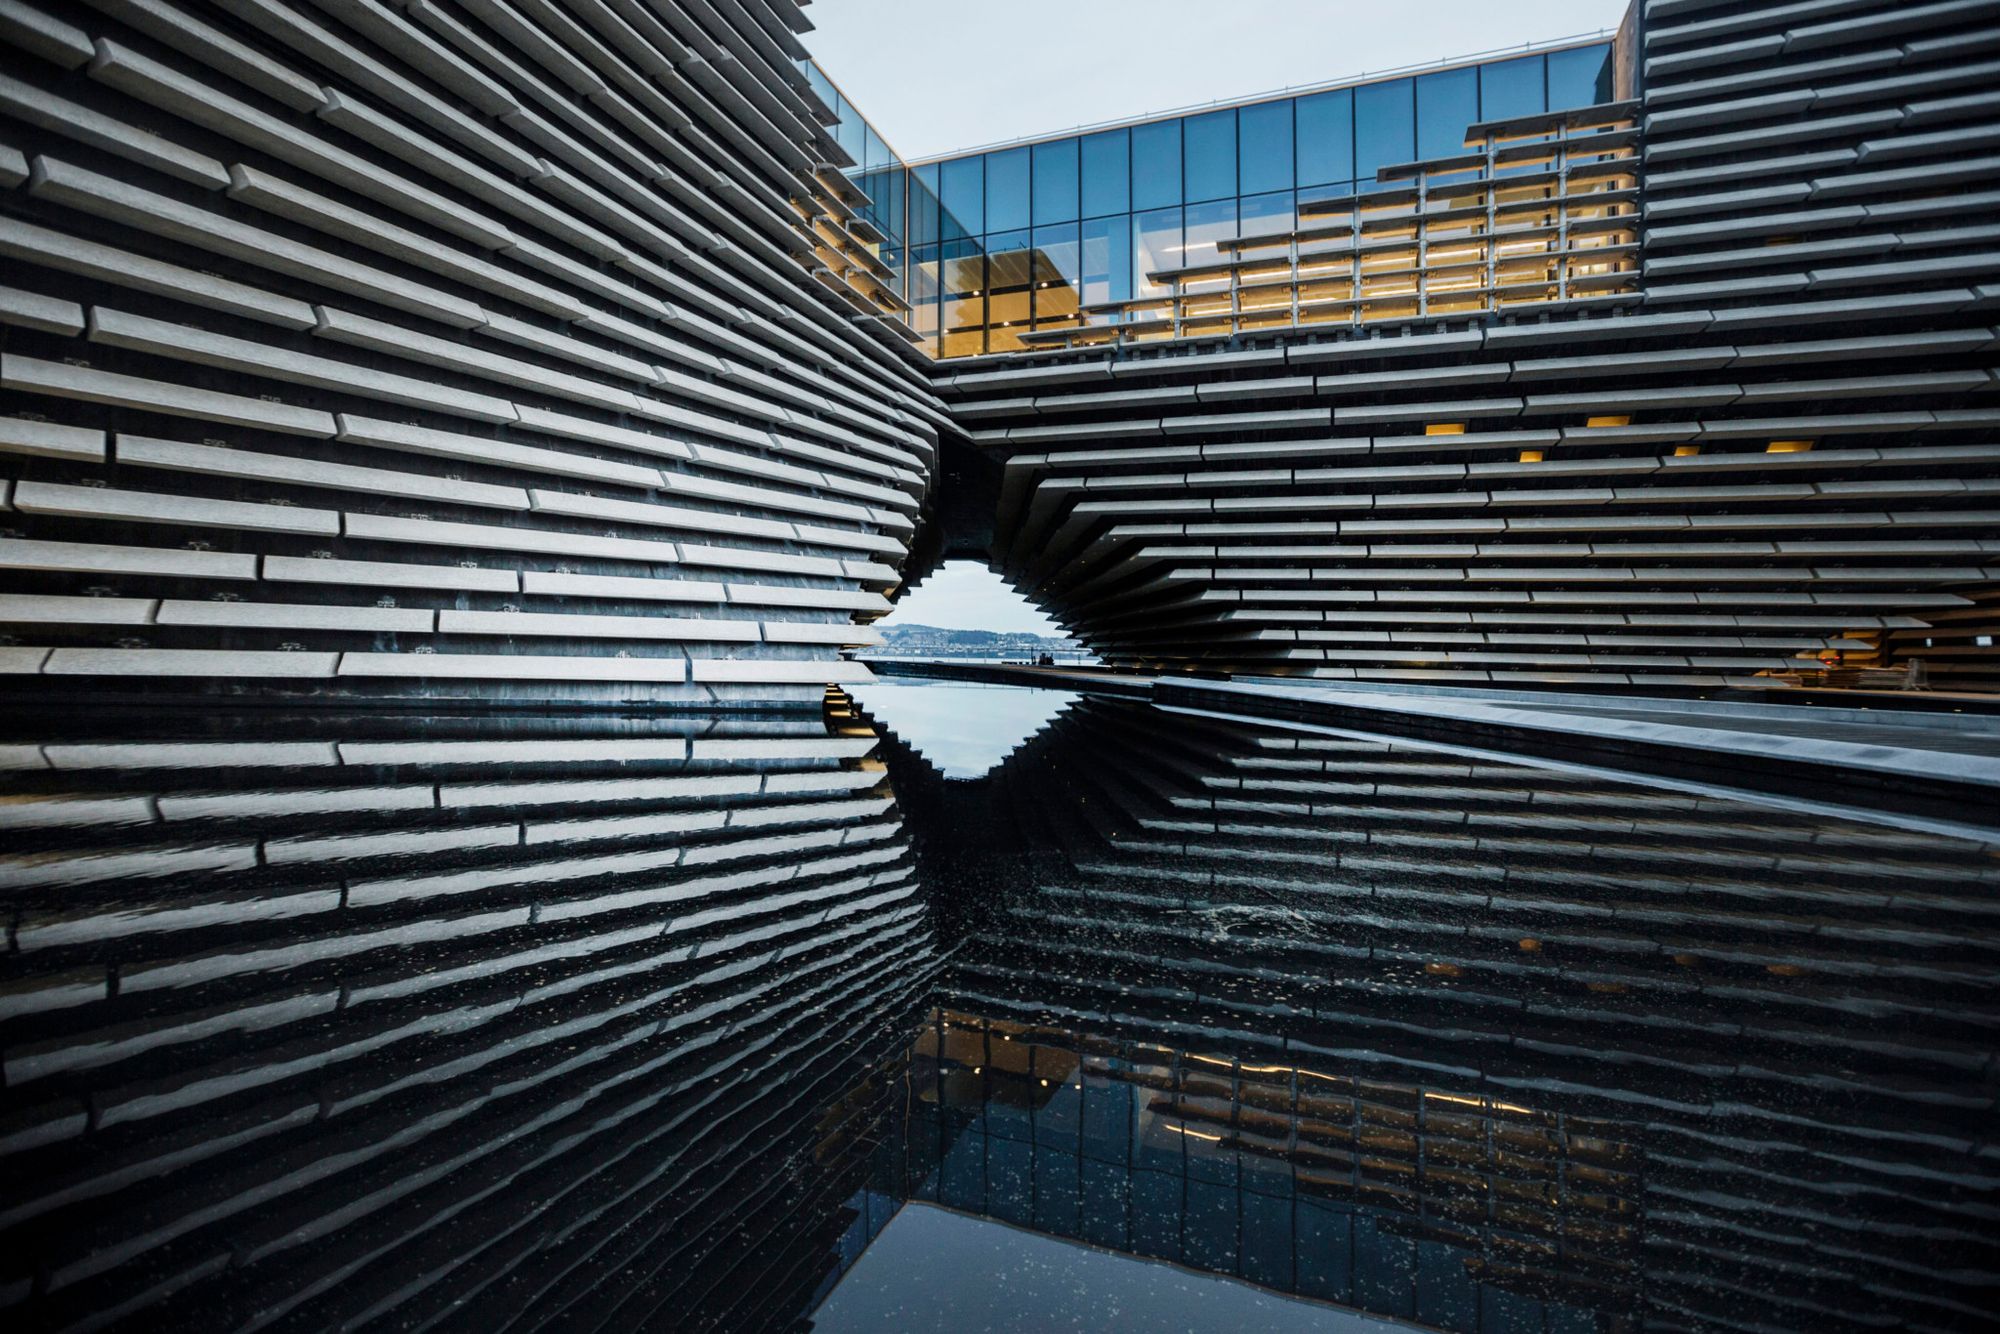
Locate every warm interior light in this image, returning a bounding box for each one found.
[1586,415,1630,428]
[1426,423,1465,436]
[1674,444,1701,456]
[1518,449,1544,463]
[1767,439,1814,453]
[1163,1122,1225,1143]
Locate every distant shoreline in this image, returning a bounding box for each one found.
[870,624,1086,654]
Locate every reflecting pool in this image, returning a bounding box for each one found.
[1,683,1996,1331]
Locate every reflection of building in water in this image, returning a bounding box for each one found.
[861,694,2000,1333]
[904,1009,1637,1331]
[0,701,934,1330]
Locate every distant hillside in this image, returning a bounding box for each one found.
[877,624,1055,644]
[866,623,1088,657]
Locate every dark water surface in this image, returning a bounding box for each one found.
[1,683,1995,1331]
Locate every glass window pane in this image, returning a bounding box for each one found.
[1033,222,1081,322]
[867,166,905,252]
[1033,222,1081,287]
[939,156,983,242]
[805,63,836,113]
[1132,119,1182,211]
[944,239,985,296]
[985,228,1033,340]
[985,146,1030,233]
[1416,67,1480,160]
[941,236,985,357]
[1480,54,1546,122]
[1296,88,1353,188]
[1547,43,1613,109]
[1082,215,1133,309]
[1183,109,1236,203]
[1238,100,1293,195]
[1184,198,1237,267]
[909,242,941,351]
[1032,139,1079,226]
[1080,128,1130,218]
[1299,182,1355,212]
[1354,77,1414,185]
[986,229,1033,291]
[1238,190,1295,241]
[833,94,867,164]
[1133,206,1182,298]
[881,241,906,302]
[910,164,941,248]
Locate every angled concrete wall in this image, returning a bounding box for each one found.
[874,695,2000,1329]
[937,0,2000,692]
[0,0,942,707]
[0,704,931,1326]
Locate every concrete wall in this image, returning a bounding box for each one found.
[0,0,943,708]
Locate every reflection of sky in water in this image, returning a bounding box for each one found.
[813,1203,1404,1334]
[849,682,1078,779]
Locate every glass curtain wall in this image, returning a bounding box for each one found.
[811,43,1615,357]
[803,59,946,342]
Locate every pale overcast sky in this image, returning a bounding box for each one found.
[804,1,1631,160]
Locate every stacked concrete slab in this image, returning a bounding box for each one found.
[871,695,2000,1330]
[938,0,2000,692]
[0,0,942,706]
[0,705,932,1328]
